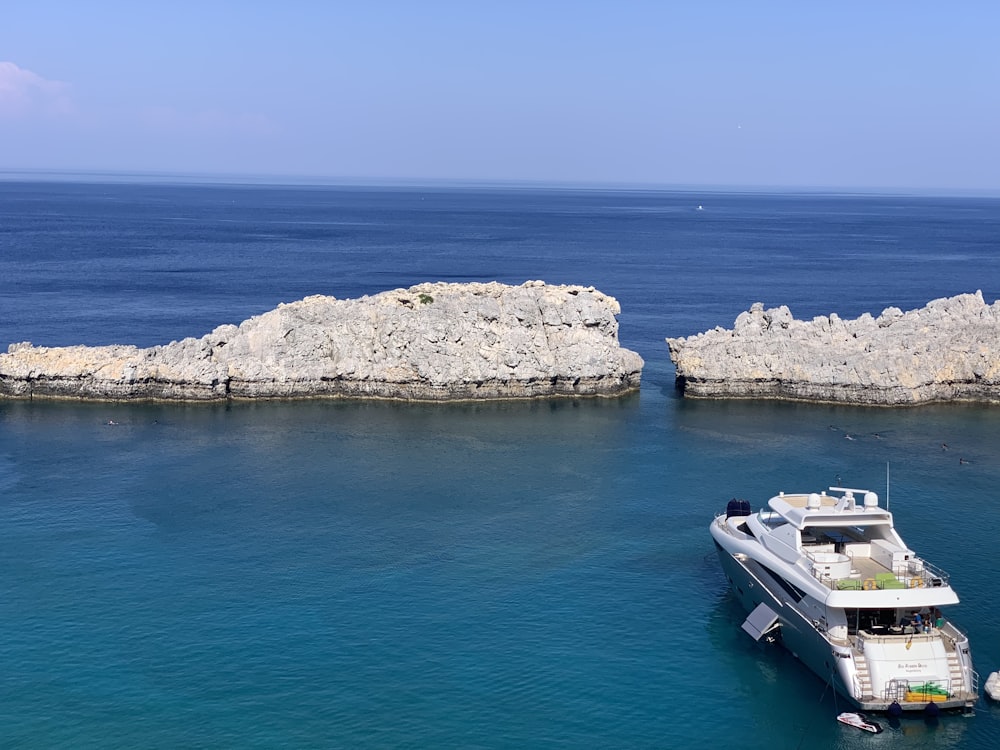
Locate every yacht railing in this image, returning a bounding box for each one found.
[895,558,950,588]
[849,670,864,700]
[881,676,969,703]
[856,628,939,646]
[809,555,950,590]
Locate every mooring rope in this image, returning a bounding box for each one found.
[795,671,836,750]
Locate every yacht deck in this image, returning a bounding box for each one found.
[803,542,950,591]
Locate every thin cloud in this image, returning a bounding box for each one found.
[0,61,73,118]
[139,106,277,138]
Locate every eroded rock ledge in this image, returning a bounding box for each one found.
[667,291,1000,405]
[1,281,643,402]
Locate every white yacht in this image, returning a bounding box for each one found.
[712,486,978,712]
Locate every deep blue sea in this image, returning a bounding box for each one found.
[2,180,1000,749]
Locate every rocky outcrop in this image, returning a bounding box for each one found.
[667,291,1000,405]
[1,281,643,402]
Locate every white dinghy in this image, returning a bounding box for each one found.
[985,671,1000,701]
[836,712,883,733]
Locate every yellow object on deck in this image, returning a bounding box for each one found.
[904,691,948,702]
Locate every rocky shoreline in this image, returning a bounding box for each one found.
[0,281,643,403]
[667,291,1000,405]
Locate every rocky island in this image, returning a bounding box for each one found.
[0,281,643,403]
[667,291,1000,405]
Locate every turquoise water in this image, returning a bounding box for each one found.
[2,182,1000,748]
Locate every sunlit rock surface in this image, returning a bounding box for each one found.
[667,292,1000,405]
[1,281,643,402]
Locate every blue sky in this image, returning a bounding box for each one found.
[2,1,998,191]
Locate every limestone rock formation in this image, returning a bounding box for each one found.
[667,291,1000,405]
[1,281,643,402]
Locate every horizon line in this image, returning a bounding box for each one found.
[2,168,999,199]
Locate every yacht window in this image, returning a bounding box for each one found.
[845,608,898,634]
[845,608,859,636]
[760,564,806,603]
[757,508,784,531]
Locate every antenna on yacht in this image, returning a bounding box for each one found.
[885,461,890,511]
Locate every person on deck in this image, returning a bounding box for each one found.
[899,612,914,633]
[933,608,944,628]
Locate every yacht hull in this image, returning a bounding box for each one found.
[713,526,977,713]
[714,544,859,703]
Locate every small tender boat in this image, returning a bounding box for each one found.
[986,671,1000,701]
[837,712,883,733]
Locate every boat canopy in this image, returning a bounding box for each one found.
[769,490,892,531]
